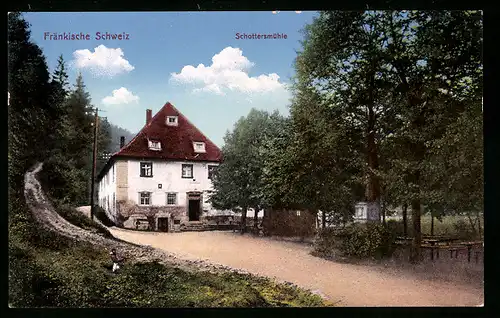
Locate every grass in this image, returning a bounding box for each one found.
[57,204,114,238]
[386,214,483,240]
[9,200,330,308]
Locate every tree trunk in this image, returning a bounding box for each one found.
[430,214,434,236]
[402,203,408,237]
[253,207,259,232]
[321,211,326,228]
[476,211,482,241]
[466,212,477,238]
[240,206,248,234]
[381,197,386,225]
[366,70,381,222]
[409,199,422,263]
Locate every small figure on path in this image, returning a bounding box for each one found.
[110,248,124,273]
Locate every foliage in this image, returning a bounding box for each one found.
[209,109,287,232]
[312,228,346,259]
[7,13,331,308]
[8,12,56,192]
[9,228,329,308]
[94,205,116,227]
[386,214,483,241]
[108,123,135,152]
[313,223,397,259]
[293,10,483,262]
[56,204,113,238]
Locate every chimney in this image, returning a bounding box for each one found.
[146,109,152,125]
[120,136,125,149]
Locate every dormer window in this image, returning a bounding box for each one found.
[148,140,162,151]
[166,116,178,126]
[193,142,206,153]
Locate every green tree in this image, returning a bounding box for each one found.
[209,109,281,233]
[378,10,482,261]
[96,116,113,176]
[8,12,55,194]
[292,10,482,262]
[42,73,95,205]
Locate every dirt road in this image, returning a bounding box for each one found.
[108,228,483,307]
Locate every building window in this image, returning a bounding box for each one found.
[296,211,301,216]
[208,165,217,180]
[140,162,153,177]
[193,142,206,153]
[148,140,162,151]
[139,192,151,205]
[182,164,193,178]
[166,193,177,205]
[166,116,178,126]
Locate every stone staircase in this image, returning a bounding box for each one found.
[180,221,206,232]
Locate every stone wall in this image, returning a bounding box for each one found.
[115,160,128,201]
[115,201,189,231]
[114,200,236,232]
[263,209,316,237]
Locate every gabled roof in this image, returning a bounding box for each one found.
[97,102,222,181]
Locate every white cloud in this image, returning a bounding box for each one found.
[170,47,286,95]
[102,87,139,105]
[71,45,134,77]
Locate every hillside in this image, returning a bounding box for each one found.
[8,162,329,307]
[108,123,136,153]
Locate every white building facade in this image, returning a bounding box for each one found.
[97,102,223,232]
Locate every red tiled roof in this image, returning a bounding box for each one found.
[98,102,222,180]
[118,102,222,161]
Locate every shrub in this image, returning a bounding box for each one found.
[340,223,397,259]
[313,223,397,260]
[452,220,477,240]
[94,205,116,227]
[312,227,346,258]
[386,220,406,236]
[57,204,113,239]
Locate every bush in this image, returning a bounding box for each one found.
[94,205,116,227]
[452,220,477,240]
[312,227,347,258]
[57,204,113,239]
[386,220,406,236]
[313,223,397,260]
[342,223,397,259]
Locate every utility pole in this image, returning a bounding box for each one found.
[90,108,99,221]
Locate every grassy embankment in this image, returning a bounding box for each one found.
[9,201,330,307]
[387,214,484,240]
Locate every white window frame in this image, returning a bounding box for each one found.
[166,192,177,205]
[181,164,193,178]
[139,191,151,206]
[166,116,178,126]
[193,142,206,153]
[140,162,153,177]
[148,140,162,151]
[296,211,301,216]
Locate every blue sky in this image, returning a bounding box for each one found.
[23,11,318,147]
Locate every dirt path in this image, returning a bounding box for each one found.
[23,163,235,274]
[108,228,484,307]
